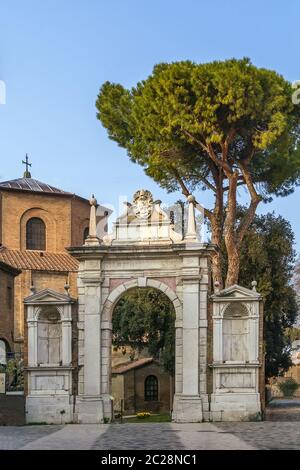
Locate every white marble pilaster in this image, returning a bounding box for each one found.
[182,280,200,395]
[62,321,72,365]
[213,317,223,362]
[27,321,37,366]
[248,316,259,362]
[83,282,101,396]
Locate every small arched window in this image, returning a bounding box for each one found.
[26,218,46,250]
[83,227,89,243]
[145,375,158,401]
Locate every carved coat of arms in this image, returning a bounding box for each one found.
[132,189,153,219]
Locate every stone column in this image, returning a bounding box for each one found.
[172,253,204,422]
[76,257,106,423]
[182,278,200,396]
[199,257,210,418]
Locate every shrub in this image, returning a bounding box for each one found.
[277,377,299,397]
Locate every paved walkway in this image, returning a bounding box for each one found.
[0,420,300,450]
[2,399,300,450]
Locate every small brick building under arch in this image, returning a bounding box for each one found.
[112,357,174,415]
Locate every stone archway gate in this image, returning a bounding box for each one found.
[69,190,263,423]
[69,190,215,423]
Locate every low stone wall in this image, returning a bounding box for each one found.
[268,367,300,399]
[0,394,25,425]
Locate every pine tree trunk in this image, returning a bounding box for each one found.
[224,171,239,287]
[211,219,223,289]
[210,183,224,289]
[225,245,240,287]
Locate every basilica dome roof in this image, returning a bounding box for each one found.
[0,177,71,195]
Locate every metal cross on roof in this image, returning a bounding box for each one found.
[22,153,32,178]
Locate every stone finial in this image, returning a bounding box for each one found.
[185,194,197,242]
[85,194,100,246]
[90,194,97,206]
[64,283,70,296]
[251,280,257,292]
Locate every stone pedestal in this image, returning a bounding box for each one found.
[26,394,73,425]
[210,393,261,421]
[172,395,203,422]
[75,395,112,423]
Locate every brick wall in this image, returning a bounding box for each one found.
[1,191,71,251]
[71,198,90,246]
[134,363,173,414]
[0,265,19,352]
[0,189,90,353]
[0,395,25,425]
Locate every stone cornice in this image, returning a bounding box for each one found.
[68,242,217,261]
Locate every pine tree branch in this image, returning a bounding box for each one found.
[171,168,213,220]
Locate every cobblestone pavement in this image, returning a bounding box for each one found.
[215,422,300,450]
[93,422,256,450]
[0,420,299,450]
[0,425,63,450]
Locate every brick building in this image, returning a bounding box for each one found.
[0,171,109,354]
[0,261,20,362]
[112,357,174,415]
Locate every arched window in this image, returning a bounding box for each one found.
[26,218,46,250]
[83,227,89,243]
[145,375,158,401]
[37,307,61,365]
[0,339,7,365]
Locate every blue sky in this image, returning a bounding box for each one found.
[0,0,300,251]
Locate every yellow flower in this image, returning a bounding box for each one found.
[136,412,151,418]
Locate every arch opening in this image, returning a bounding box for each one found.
[110,286,176,417]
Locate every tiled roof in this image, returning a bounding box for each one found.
[0,260,21,276]
[112,357,154,374]
[0,177,72,195]
[0,246,78,272]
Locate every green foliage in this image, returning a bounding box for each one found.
[221,210,298,377]
[6,357,24,391]
[112,288,175,374]
[294,255,300,298]
[286,327,300,342]
[97,58,300,199]
[277,377,299,397]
